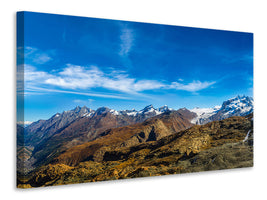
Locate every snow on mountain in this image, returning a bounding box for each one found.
[135,104,173,116]
[59,106,95,119]
[28,104,173,126]
[190,95,254,125]
[190,106,221,124]
[158,105,174,112]
[26,95,253,128]
[93,107,110,116]
[120,109,138,116]
[103,104,174,117]
[220,95,254,117]
[110,109,119,115]
[139,104,158,115]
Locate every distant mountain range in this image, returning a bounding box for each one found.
[17,95,254,185]
[19,105,195,169]
[24,104,174,147]
[22,95,254,128]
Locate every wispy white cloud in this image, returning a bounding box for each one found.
[119,26,134,56]
[26,86,133,100]
[17,64,54,96]
[73,98,95,104]
[45,64,103,89]
[133,80,165,92]
[170,80,216,92]
[20,46,53,65]
[22,64,141,99]
[25,64,54,82]
[45,64,164,93]
[223,53,253,64]
[23,64,216,97]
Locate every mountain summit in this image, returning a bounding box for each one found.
[190,95,254,125]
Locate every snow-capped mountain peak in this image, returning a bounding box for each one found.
[221,95,254,116]
[138,104,174,115]
[101,104,174,117]
[190,95,254,125]
[50,106,95,121]
[93,107,111,116]
[140,104,156,114]
[110,109,120,115]
[158,105,171,112]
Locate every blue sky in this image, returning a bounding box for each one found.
[17,12,253,122]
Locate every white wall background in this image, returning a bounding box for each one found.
[1,0,266,199]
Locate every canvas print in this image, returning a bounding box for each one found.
[16,11,253,188]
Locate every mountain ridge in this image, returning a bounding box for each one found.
[17,95,253,174]
[23,95,253,128]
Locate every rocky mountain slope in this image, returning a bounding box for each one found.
[24,106,94,146]
[25,105,174,146]
[19,105,194,171]
[20,114,253,188]
[51,108,196,166]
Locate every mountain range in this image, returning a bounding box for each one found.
[20,106,195,170]
[17,95,254,188]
